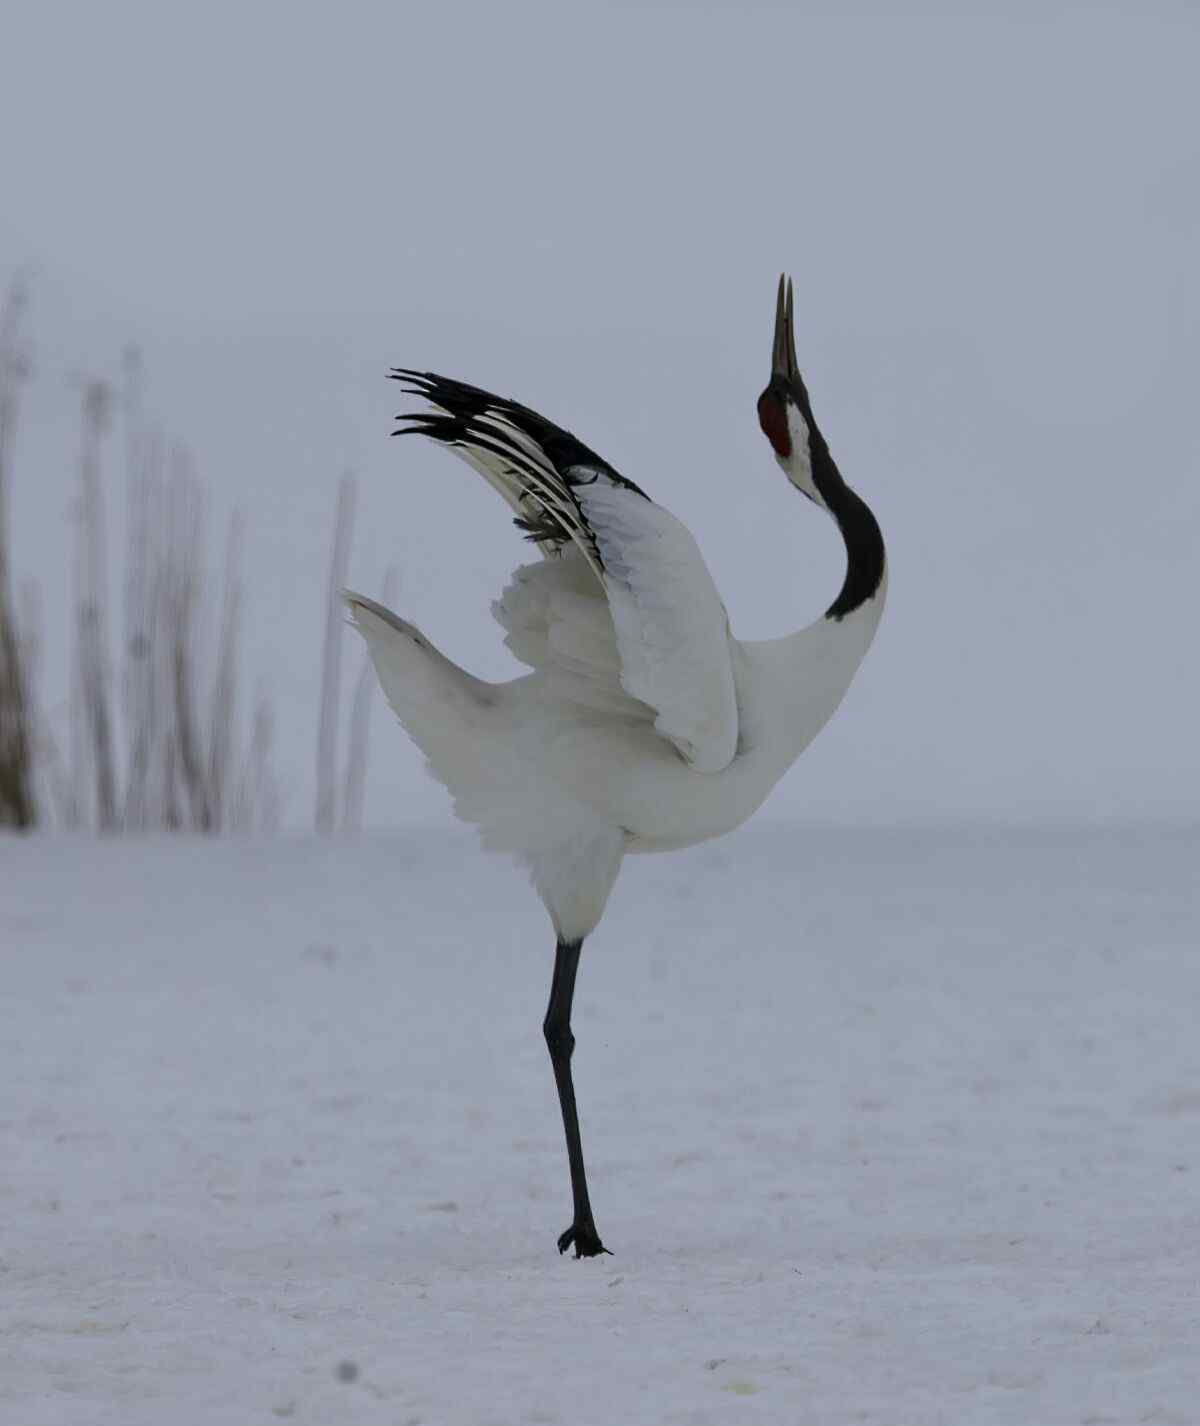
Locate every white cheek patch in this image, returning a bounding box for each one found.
[785,404,824,507]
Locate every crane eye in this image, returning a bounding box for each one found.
[756,390,791,459]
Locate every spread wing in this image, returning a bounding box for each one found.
[392,370,739,773]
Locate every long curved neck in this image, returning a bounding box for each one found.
[784,392,886,622]
[821,479,886,621]
[735,467,886,771]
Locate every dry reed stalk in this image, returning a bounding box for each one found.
[316,472,355,833]
[0,274,36,828]
[342,564,398,833]
[75,379,118,830]
[166,453,210,831]
[206,511,243,831]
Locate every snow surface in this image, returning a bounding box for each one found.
[2,822,1199,1424]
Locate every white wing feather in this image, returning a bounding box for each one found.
[393,373,740,773]
[574,477,739,773]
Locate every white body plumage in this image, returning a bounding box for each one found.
[347,283,886,945]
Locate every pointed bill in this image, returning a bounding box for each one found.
[771,273,799,383]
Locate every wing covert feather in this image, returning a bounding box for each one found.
[575,479,739,773]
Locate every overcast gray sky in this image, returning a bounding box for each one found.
[2,0,1197,827]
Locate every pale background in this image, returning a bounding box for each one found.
[3,0,1196,828]
[5,9,1200,1419]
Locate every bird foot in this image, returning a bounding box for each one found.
[557,1221,611,1258]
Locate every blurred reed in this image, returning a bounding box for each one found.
[0,278,283,834]
[1,271,395,836]
[0,274,36,829]
[315,472,393,834]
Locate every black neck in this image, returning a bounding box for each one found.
[802,408,886,622]
[822,480,886,621]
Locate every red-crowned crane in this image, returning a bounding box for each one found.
[346,277,887,1257]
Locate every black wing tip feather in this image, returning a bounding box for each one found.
[389,368,522,418]
[386,366,644,487]
[387,364,651,557]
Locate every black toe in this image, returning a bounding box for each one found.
[557,1222,611,1258]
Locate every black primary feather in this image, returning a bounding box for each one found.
[390,369,649,559]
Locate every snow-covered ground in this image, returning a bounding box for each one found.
[2,822,1198,1424]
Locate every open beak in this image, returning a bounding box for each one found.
[770,273,798,383]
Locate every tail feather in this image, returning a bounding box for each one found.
[344,591,497,814]
[345,587,627,941]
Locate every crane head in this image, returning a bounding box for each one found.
[756,274,829,507]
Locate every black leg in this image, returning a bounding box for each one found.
[543,937,609,1258]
